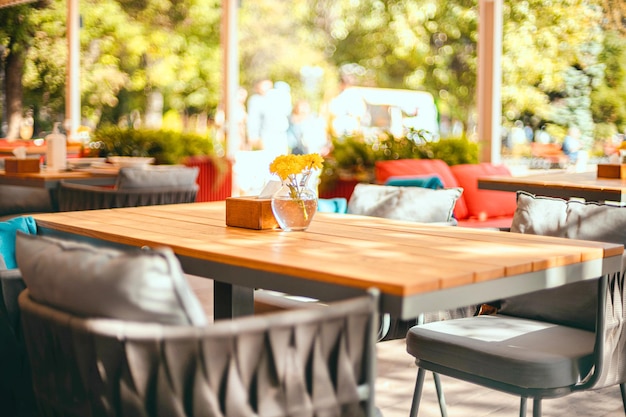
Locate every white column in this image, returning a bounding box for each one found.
[66,0,80,141]
[477,0,503,164]
[222,0,240,159]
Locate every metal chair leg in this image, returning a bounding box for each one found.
[519,397,527,417]
[377,313,391,341]
[532,398,542,417]
[620,383,626,413]
[409,368,426,417]
[433,372,448,417]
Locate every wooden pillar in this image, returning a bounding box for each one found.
[477,0,503,164]
[222,0,240,159]
[66,0,80,141]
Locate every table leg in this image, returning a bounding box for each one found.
[213,282,254,320]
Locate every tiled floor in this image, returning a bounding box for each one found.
[187,276,625,417]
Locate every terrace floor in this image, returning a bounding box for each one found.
[187,275,625,417]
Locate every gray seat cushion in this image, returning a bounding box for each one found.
[15,233,207,326]
[0,185,53,217]
[115,166,199,189]
[347,183,463,224]
[406,314,595,389]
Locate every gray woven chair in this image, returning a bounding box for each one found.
[19,287,380,417]
[0,185,53,220]
[407,191,626,417]
[57,166,199,211]
[0,266,36,417]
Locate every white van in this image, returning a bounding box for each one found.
[328,87,439,139]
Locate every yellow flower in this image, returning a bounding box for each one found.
[269,153,324,180]
[269,153,323,221]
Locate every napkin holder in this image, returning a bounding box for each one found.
[225,197,279,230]
[4,157,40,174]
[597,164,626,179]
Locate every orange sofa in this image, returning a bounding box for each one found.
[374,159,517,229]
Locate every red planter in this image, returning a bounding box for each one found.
[184,156,233,202]
[319,177,361,201]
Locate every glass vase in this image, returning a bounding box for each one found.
[271,171,318,231]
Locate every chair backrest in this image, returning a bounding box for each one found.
[347,183,462,224]
[0,185,53,218]
[18,288,379,417]
[505,191,626,389]
[505,191,626,329]
[57,166,200,211]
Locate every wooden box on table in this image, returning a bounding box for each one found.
[4,157,40,174]
[597,164,626,179]
[225,197,279,230]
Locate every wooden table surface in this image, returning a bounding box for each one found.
[0,169,117,189]
[478,170,626,203]
[32,202,624,320]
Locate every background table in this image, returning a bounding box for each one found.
[32,202,623,320]
[0,170,117,212]
[478,170,626,203]
[0,170,116,190]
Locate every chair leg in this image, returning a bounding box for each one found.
[409,368,427,417]
[532,398,542,417]
[620,383,626,413]
[433,372,448,417]
[519,397,527,417]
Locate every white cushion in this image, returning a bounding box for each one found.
[511,191,626,244]
[347,183,462,223]
[15,233,207,326]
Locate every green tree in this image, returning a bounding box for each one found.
[0,0,51,139]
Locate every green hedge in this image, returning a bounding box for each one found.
[321,129,479,186]
[89,126,218,165]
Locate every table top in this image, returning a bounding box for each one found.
[32,202,623,318]
[0,169,117,189]
[0,143,83,156]
[478,169,626,203]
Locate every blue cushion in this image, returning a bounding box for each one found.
[0,216,37,269]
[384,175,444,190]
[317,198,348,214]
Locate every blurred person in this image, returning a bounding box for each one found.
[562,126,582,164]
[287,100,329,155]
[236,87,248,148]
[216,87,249,149]
[246,79,289,157]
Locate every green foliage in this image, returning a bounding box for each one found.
[90,126,216,165]
[320,129,478,192]
[427,136,479,166]
[324,129,478,176]
[2,0,626,151]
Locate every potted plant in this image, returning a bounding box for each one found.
[87,126,232,201]
[319,129,478,199]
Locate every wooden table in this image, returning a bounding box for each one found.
[0,142,83,158]
[32,202,623,320]
[0,169,116,190]
[0,169,117,212]
[478,170,626,203]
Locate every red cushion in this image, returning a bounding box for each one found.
[374,159,468,219]
[449,163,517,220]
